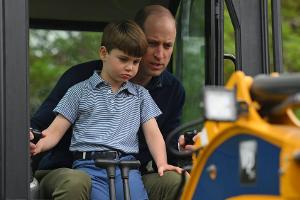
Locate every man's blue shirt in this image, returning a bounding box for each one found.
[31,60,185,171]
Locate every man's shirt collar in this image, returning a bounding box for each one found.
[146,70,172,90]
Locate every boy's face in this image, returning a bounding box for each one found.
[99,47,142,85]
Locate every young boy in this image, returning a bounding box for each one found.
[30,20,182,200]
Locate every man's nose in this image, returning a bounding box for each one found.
[154,46,164,59]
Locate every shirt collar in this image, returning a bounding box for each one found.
[90,71,105,89]
[145,70,172,90]
[123,82,138,96]
[89,71,137,96]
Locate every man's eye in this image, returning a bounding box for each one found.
[164,44,173,49]
[148,41,157,47]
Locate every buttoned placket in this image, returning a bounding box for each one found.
[106,88,115,112]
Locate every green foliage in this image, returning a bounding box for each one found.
[224,8,236,82]
[29,30,100,115]
[223,0,300,75]
[180,38,205,124]
[281,1,300,72]
[29,1,300,121]
[295,108,300,119]
[173,0,205,124]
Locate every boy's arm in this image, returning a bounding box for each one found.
[142,118,182,176]
[32,114,71,155]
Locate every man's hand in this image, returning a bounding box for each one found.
[178,133,199,151]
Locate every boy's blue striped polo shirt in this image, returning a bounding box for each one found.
[54,71,162,153]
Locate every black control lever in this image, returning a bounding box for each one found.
[184,129,198,145]
[95,159,119,200]
[29,128,43,197]
[30,128,43,144]
[119,160,141,200]
[95,159,141,200]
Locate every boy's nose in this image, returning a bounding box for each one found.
[125,63,133,71]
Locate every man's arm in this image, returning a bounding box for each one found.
[163,85,185,147]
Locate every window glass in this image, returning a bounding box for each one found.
[174,0,205,124]
[29,29,101,115]
[224,5,235,83]
[281,1,300,73]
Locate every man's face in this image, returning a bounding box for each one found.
[140,15,176,77]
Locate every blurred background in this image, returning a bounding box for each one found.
[29,1,300,120]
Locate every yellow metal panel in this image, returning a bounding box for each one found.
[226,195,282,200]
[180,71,300,200]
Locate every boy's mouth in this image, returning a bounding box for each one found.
[120,74,131,79]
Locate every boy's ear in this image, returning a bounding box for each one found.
[99,46,108,60]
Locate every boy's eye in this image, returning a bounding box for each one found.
[118,57,128,62]
[133,60,141,65]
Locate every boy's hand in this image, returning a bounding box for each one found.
[157,164,183,176]
[29,131,36,156]
[29,129,45,156]
[30,128,43,144]
[32,140,44,155]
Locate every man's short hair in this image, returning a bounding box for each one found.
[134,5,175,30]
[101,20,148,57]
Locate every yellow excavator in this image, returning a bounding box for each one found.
[168,71,300,200]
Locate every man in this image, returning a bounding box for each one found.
[31,5,185,200]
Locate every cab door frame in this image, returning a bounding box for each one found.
[0,0,29,199]
[205,0,283,86]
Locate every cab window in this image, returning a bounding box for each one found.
[173,0,205,124]
[29,29,100,115]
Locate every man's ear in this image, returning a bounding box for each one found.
[99,46,108,60]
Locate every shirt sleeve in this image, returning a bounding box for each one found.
[140,88,162,124]
[53,84,82,124]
